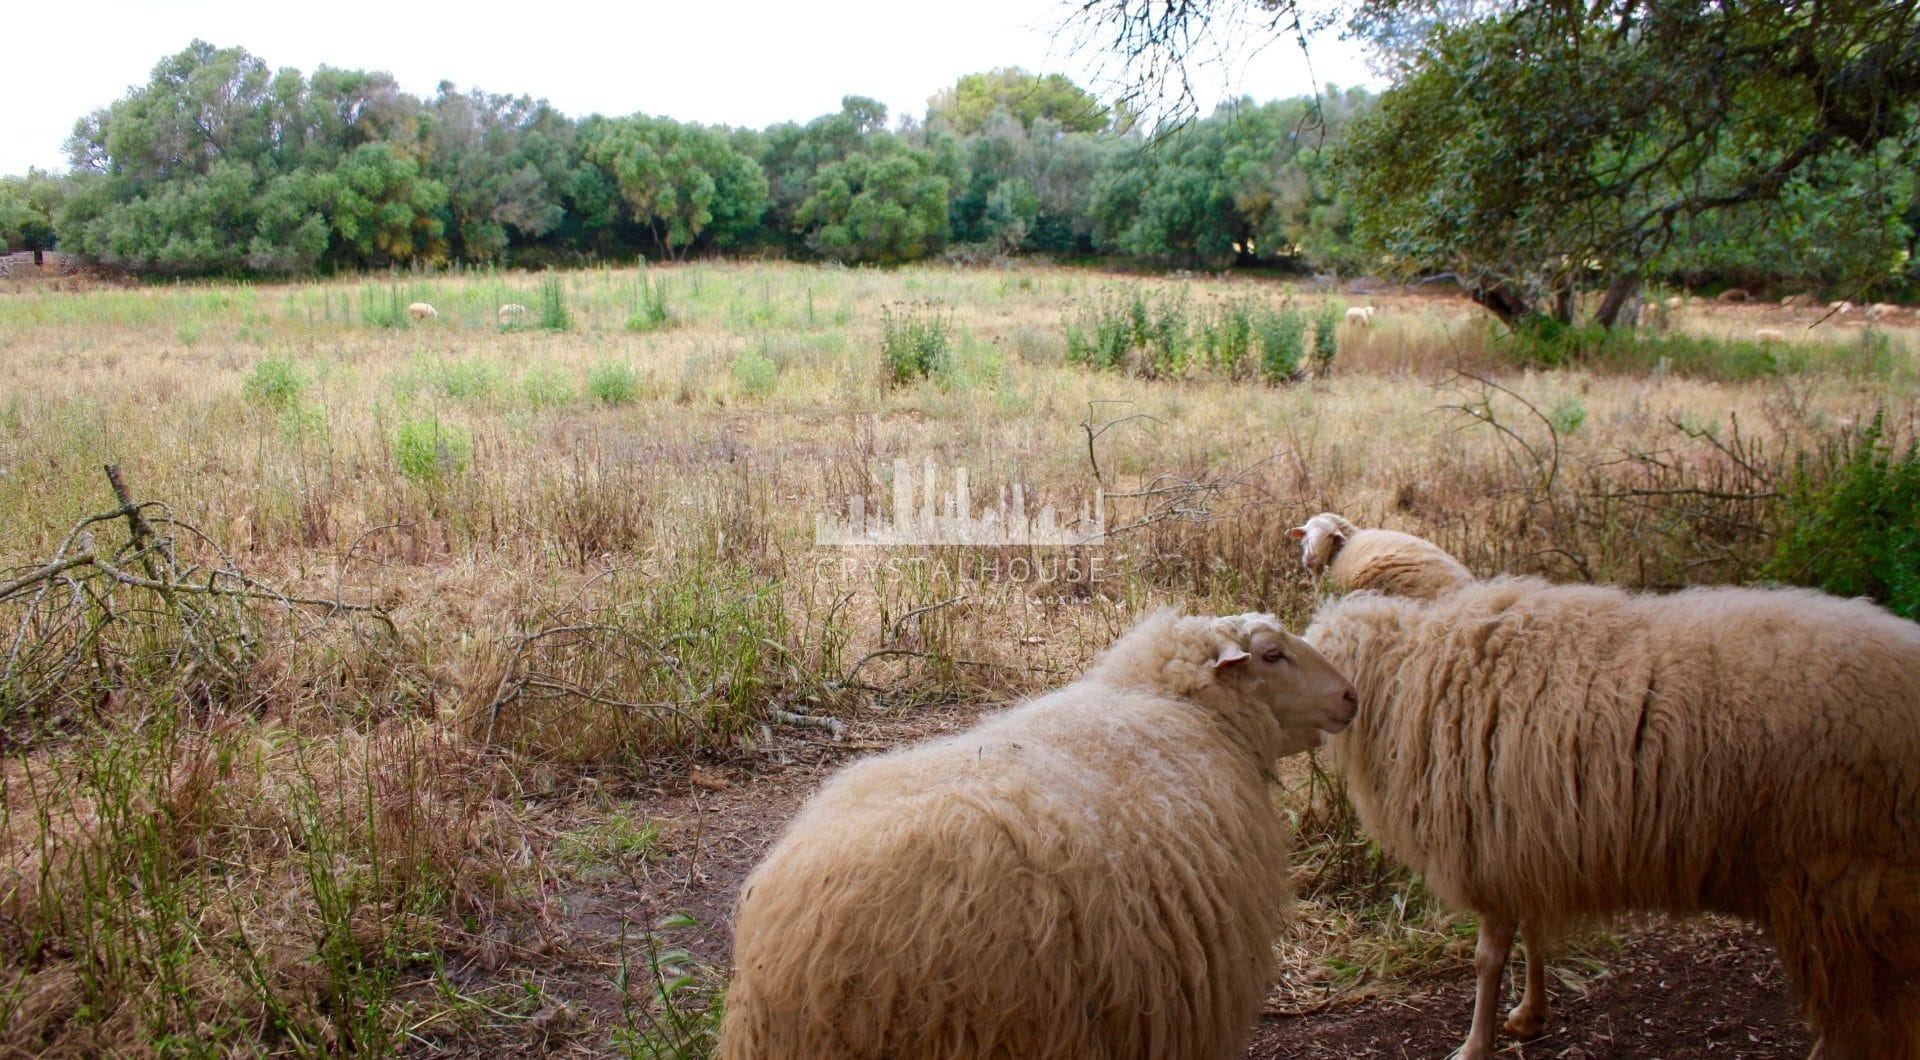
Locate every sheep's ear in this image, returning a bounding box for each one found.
[1285,526,1307,540]
[1213,643,1250,670]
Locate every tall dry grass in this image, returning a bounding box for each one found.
[0,261,1914,1053]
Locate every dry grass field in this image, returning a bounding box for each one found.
[0,260,1913,1056]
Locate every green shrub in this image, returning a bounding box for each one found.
[588,360,641,404]
[1764,410,1920,619]
[538,276,572,331]
[360,282,411,329]
[520,363,576,409]
[1254,306,1308,383]
[1312,304,1341,376]
[244,356,304,410]
[881,303,951,385]
[627,273,671,331]
[731,350,780,397]
[393,416,473,486]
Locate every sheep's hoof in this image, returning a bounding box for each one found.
[1503,1005,1546,1037]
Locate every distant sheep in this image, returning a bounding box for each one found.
[1829,299,1855,314]
[407,301,438,320]
[1663,295,1685,309]
[1344,305,1376,326]
[1286,512,1471,600]
[719,608,1359,1060]
[1753,327,1785,342]
[1715,287,1750,302]
[1306,573,1920,1060]
[498,302,528,322]
[1781,292,1812,308]
[1868,302,1903,321]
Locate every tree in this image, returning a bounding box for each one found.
[423,85,570,262]
[0,170,63,262]
[578,114,768,261]
[795,139,951,263]
[928,68,1111,135]
[1071,0,1920,328]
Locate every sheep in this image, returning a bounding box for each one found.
[1754,326,1785,342]
[1305,574,1920,1060]
[407,301,438,320]
[1781,292,1812,308]
[1829,299,1855,314]
[1344,305,1376,326]
[1286,511,1472,600]
[498,302,528,322]
[1715,287,1751,302]
[718,607,1360,1060]
[1663,295,1685,309]
[1868,302,1903,321]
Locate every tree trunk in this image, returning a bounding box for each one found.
[1595,275,1642,329]
[1466,279,1537,330]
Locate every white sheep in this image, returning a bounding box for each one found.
[1305,572,1920,1060]
[1868,302,1903,321]
[1753,326,1785,342]
[718,607,1359,1060]
[1344,305,1376,327]
[498,302,528,322]
[407,301,439,320]
[1286,512,1472,600]
[1829,299,1855,314]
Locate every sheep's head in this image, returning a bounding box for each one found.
[1286,512,1359,574]
[1206,612,1357,749]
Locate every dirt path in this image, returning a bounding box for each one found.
[511,704,1814,1059]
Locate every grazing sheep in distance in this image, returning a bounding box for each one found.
[1868,302,1903,321]
[1754,327,1785,342]
[1715,287,1750,302]
[1286,511,1472,600]
[407,301,438,320]
[719,607,1360,1060]
[1663,295,1685,309]
[1829,299,1855,314]
[1344,305,1376,326]
[1306,568,1920,1060]
[498,302,528,322]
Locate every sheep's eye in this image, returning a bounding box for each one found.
[1263,648,1287,664]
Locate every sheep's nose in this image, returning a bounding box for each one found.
[1337,687,1359,723]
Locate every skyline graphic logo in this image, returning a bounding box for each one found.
[814,457,1107,547]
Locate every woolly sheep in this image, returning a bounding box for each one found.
[407,301,438,320]
[1868,302,1903,321]
[1715,287,1750,302]
[1754,326,1785,342]
[1663,295,1685,309]
[1305,574,1920,1060]
[1829,299,1855,314]
[718,608,1360,1060]
[498,302,528,322]
[1286,512,1472,600]
[1345,305,1376,326]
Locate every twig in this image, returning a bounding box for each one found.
[887,595,966,644]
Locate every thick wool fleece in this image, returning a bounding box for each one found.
[1308,578,1920,1058]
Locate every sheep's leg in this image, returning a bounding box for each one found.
[1502,926,1550,1037]
[1455,915,1516,1060]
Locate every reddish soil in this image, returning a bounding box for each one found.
[465,702,1817,1059]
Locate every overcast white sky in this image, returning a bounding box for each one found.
[2,1,1380,175]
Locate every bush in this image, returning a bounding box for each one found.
[587,360,641,404]
[1763,410,1920,619]
[731,350,780,397]
[881,303,951,385]
[1312,304,1341,376]
[1254,306,1308,383]
[538,276,572,331]
[360,283,412,329]
[626,273,671,331]
[393,416,473,486]
[244,356,304,410]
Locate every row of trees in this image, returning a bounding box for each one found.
[9,9,1920,321]
[0,41,1363,276]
